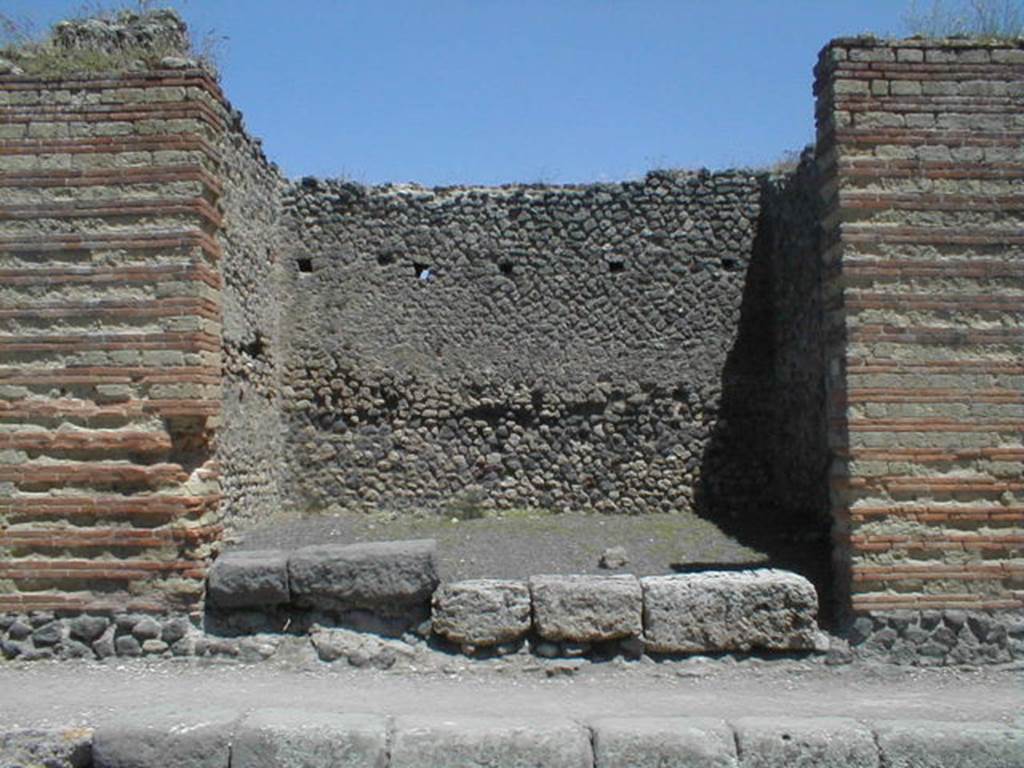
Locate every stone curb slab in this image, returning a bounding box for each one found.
[874,719,1024,768]
[232,709,388,768]
[390,716,592,768]
[288,539,439,611]
[0,726,92,768]
[11,716,1024,768]
[642,570,821,653]
[432,579,531,646]
[206,550,290,609]
[591,717,737,768]
[732,717,879,768]
[91,710,240,768]
[530,574,642,642]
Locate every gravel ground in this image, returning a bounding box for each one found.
[229,510,775,582]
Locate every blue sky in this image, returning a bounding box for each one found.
[9,1,911,184]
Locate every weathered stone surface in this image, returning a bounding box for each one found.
[530,574,642,642]
[93,628,116,659]
[31,621,64,647]
[289,540,439,611]
[874,720,1024,768]
[733,717,878,768]
[283,171,775,523]
[131,617,163,641]
[232,710,387,768]
[309,627,415,668]
[207,550,290,609]
[92,710,237,768]
[161,617,193,645]
[591,717,737,768]
[599,546,629,570]
[432,579,531,646]
[0,726,92,768]
[642,570,821,653]
[70,615,110,643]
[390,716,592,768]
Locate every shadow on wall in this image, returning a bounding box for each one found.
[694,155,834,624]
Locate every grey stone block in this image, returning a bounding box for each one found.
[874,720,1024,768]
[131,617,162,641]
[432,579,531,646]
[288,540,439,611]
[0,726,92,768]
[390,716,592,768]
[32,621,63,647]
[114,635,141,657]
[592,717,737,768]
[530,574,642,642]
[232,710,387,768]
[92,710,238,768]
[207,550,290,609]
[642,570,821,653]
[70,615,110,643]
[733,717,878,768]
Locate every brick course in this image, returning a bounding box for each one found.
[0,68,246,616]
[815,37,1024,650]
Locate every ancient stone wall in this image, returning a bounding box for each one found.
[0,13,286,622]
[815,37,1023,661]
[762,155,830,534]
[214,110,286,529]
[1,10,1021,666]
[0,68,227,615]
[281,173,776,519]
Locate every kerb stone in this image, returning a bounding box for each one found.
[591,717,737,768]
[288,539,439,611]
[390,716,592,768]
[642,569,821,653]
[432,579,531,646]
[232,709,388,768]
[732,717,879,768]
[874,719,1024,768]
[0,726,93,768]
[207,550,290,609]
[91,709,238,768]
[530,574,642,642]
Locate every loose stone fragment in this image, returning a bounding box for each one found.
[530,574,642,642]
[431,579,531,646]
[599,546,629,569]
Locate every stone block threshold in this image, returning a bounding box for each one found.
[205,538,826,662]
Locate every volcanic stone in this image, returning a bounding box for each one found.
[432,579,531,646]
[642,569,821,653]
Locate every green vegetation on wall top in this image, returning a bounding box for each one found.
[0,2,222,78]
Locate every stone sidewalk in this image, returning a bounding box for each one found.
[6,712,1024,768]
[1,658,1022,767]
